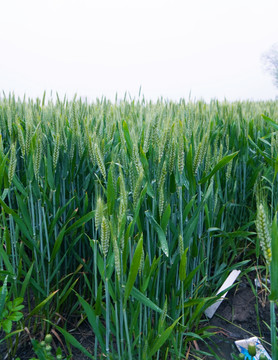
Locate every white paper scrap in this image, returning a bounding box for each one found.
[204,269,241,318]
[235,337,272,360]
[254,277,270,289]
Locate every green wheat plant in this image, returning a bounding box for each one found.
[1,93,278,358]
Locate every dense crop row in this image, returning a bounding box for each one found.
[0,94,278,359]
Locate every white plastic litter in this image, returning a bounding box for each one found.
[235,336,271,359]
[254,277,270,289]
[204,269,241,318]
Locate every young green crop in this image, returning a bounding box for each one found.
[0,94,278,358]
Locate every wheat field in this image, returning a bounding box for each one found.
[0,94,278,359]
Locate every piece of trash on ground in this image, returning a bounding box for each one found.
[254,277,270,289]
[235,336,271,360]
[204,269,241,318]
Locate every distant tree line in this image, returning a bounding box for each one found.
[262,42,278,90]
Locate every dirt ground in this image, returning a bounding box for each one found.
[198,272,276,359]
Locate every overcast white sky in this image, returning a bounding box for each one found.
[1,0,278,102]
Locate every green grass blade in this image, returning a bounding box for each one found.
[122,120,133,156]
[0,152,9,190]
[0,244,14,275]
[0,276,8,317]
[0,197,34,247]
[199,151,239,185]
[19,262,34,298]
[27,290,59,318]
[131,287,163,314]
[50,225,67,263]
[45,320,94,359]
[270,214,278,301]
[75,291,106,353]
[12,174,28,196]
[148,317,181,358]
[107,165,116,216]
[15,192,32,235]
[160,204,171,233]
[0,329,25,344]
[48,197,74,238]
[65,210,95,234]
[261,114,278,131]
[145,211,169,257]
[179,248,188,282]
[124,235,143,307]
